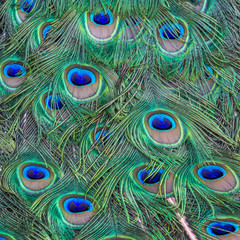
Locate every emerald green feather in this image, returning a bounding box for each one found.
[0,0,239,239]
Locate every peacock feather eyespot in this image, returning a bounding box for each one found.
[157,20,189,56]
[92,127,113,147]
[148,114,176,131]
[16,0,35,24]
[198,166,226,181]
[64,198,93,213]
[64,64,103,102]
[133,165,174,195]
[85,10,120,43]
[0,61,28,91]
[45,95,64,110]
[3,63,26,78]
[159,23,184,40]
[19,163,55,192]
[23,165,50,180]
[20,0,35,13]
[138,168,163,184]
[202,218,240,239]
[207,221,239,237]
[40,92,69,122]
[67,68,96,87]
[193,163,238,192]
[42,25,52,39]
[0,234,15,240]
[144,110,183,147]
[39,22,53,42]
[59,194,97,225]
[39,21,62,44]
[90,11,114,26]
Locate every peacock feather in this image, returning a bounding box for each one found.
[0,0,240,239]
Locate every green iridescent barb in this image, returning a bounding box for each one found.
[0,0,239,239]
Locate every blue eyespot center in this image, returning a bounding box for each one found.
[69,202,89,212]
[67,68,96,87]
[94,13,110,25]
[159,23,184,40]
[204,65,213,81]
[207,222,239,236]
[138,169,164,184]
[23,165,50,180]
[95,130,113,146]
[0,237,7,240]
[42,26,62,42]
[45,95,64,110]
[4,63,27,78]
[149,114,176,131]
[42,25,52,39]
[198,165,226,181]
[90,10,114,26]
[72,73,91,85]
[64,198,93,213]
[20,0,35,13]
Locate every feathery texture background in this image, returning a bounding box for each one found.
[0,0,240,239]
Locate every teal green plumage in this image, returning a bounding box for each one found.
[0,0,240,239]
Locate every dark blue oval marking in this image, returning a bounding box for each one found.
[90,10,114,26]
[95,130,113,146]
[207,221,239,236]
[20,0,35,13]
[42,25,52,39]
[64,198,93,214]
[198,165,226,181]
[148,114,176,131]
[45,95,64,110]
[159,23,184,40]
[23,165,50,180]
[4,63,26,78]
[67,68,96,87]
[138,168,165,185]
